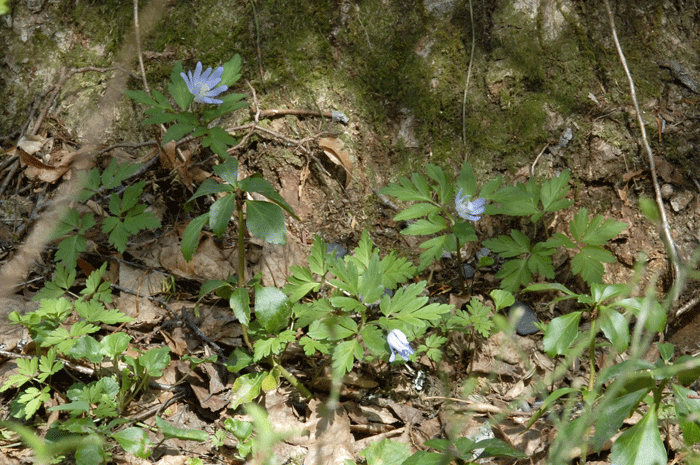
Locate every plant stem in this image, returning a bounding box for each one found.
[270,358,314,400]
[455,235,467,294]
[236,195,246,285]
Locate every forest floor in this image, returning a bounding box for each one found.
[1,1,700,464]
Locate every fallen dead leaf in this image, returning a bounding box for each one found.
[318,136,353,187]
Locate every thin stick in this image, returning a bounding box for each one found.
[461,0,476,145]
[603,0,682,305]
[133,0,150,93]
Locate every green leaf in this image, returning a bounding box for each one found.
[383,283,452,329]
[581,216,628,246]
[638,196,660,223]
[143,112,179,125]
[615,297,666,333]
[169,61,193,111]
[393,202,441,221]
[401,215,447,236]
[162,123,197,144]
[138,346,171,378]
[123,89,159,107]
[69,336,104,364]
[101,159,140,189]
[543,312,581,357]
[181,213,210,261]
[254,286,289,333]
[156,416,208,442]
[230,287,251,326]
[425,164,452,204]
[206,126,238,149]
[246,200,287,244]
[212,156,239,186]
[359,254,383,304]
[483,230,531,258]
[380,176,432,203]
[360,325,386,357]
[526,387,579,428]
[253,331,295,362]
[610,404,666,465]
[673,384,700,445]
[55,234,86,274]
[239,175,296,218]
[230,372,264,409]
[658,343,674,362]
[455,159,477,196]
[308,315,358,340]
[111,427,152,459]
[400,451,444,465]
[490,289,515,312]
[572,247,615,285]
[380,253,416,290]
[592,388,650,453]
[299,336,330,356]
[494,258,532,293]
[540,169,572,214]
[361,438,411,465]
[189,178,235,201]
[416,235,450,271]
[599,308,629,352]
[219,54,243,87]
[100,333,131,359]
[208,194,237,236]
[285,266,321,302]
[333,339,363,375]
[74,435,106,465]
[225,348,253,373]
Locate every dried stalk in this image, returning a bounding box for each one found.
[604,0,683,306]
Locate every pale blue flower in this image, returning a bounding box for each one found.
[388,329,414,362]
[455,189,486,222]
[181,62,228,104]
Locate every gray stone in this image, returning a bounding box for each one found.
[509,300,540,335]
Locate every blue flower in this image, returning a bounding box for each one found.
[181,62,228,104]
[455,189,486,222]
[387,329,414,362]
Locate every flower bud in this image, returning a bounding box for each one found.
[387,329,414,362]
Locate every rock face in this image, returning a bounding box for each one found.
[1,0,699,187]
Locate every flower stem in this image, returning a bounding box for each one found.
[236,194,246,285]
[270,357,314,400]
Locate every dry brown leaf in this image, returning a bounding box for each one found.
[118,264,167,297]
[303,400,355,465]
[159,141,194,188]
[257,233,309,287]
[17,134,48,155]
[318,136,353,186]
[0,296,35,351]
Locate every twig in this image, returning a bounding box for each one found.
[461,0,476,145]
[0,160,19,199]
[675,293,700,319]
[531,144,549,177]
[0,0,169,299]
[604,0,683,305]
[249,0,264,86]
[133,0,149,94]
[258,108,349,124]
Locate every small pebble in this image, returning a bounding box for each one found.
[461,263,475,279]
[660,184,674,199]
[327,243,348,259]
[670,191,694,212]
[475,247,491,260]
[559,127,573,148]
[509,300,540,335]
